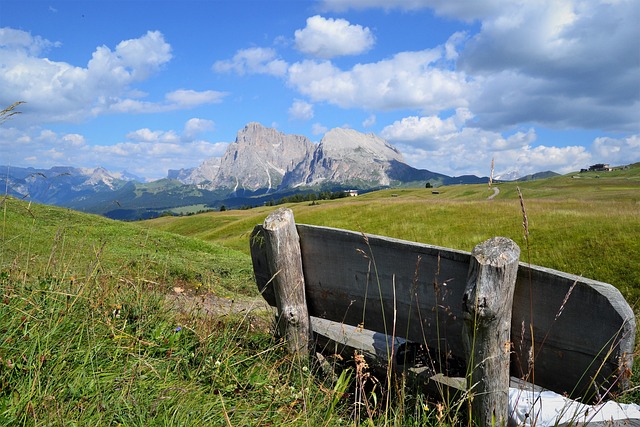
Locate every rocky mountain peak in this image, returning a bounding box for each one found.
[282,126,409,188]
[320,128,404,163]
[207,122,315,192]
[167,123,485,194]
[81,167,117,189]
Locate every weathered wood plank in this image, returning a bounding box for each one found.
[312,318,639,427]
[511,265,636,400]
[259,208,311,357]
[250,223,636,400]
[462,237,520,427]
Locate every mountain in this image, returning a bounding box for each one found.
[0,166,138,206]
[168,157,221,186]
[208,122,314,193]
[2,123,493,219]
[283,127,405,188]
[516,171,561,181]
[176,123,471,191]
[494,170,521,181]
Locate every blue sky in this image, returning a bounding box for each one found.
[1,0,638,180]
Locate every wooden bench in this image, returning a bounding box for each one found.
[250,208,636,426]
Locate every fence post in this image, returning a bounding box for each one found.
[463,237,520,427]
[262,207,311,358]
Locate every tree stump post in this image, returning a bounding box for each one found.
[462,237,520,427]
[262,207,311,358]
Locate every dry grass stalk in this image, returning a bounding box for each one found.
[516,186,529,241]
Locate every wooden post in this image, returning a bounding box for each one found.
[462,237,520,427]
[262,207,311,358]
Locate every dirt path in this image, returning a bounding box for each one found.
[167,289,275,329]
[488,186,500,200]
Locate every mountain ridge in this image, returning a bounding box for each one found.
[2,122,512,219]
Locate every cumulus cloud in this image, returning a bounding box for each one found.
[0,29,227,123]
[294,15,375,58]
[288,99,314,120]
[380,109,593,176]
[0,120,228,179]
[458,0,640,132]
[316,1,639,134]
[362,114,376,127]
[591,135,640,166]
[0,27,61,55]
[104,89,227,114]
[183,118,215,141]
[311,123,328,135]
[212,47,287,76]
[126,128,180,144]
[287,49,470,112]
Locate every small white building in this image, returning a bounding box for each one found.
[345,189,359,197]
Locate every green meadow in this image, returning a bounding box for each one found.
[145,166,640,305]
[1,164,638,425]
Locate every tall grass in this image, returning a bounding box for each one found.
[0,196,363,426]
[145,183,640,305]
[3,162,639,425]
[143,170,640,424]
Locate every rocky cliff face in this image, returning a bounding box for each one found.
[283,127,405,188]
[205,122,314,192]
[168,158,221,186]
[173,123,456,192]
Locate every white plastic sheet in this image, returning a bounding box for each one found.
[509,387,640,426]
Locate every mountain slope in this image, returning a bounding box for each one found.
[2,123,494,218]
[207,122,315,193]
[283,128,406,188]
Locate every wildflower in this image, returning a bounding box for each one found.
[422,403,429,411]
[174,326,182,333]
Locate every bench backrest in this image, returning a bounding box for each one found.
[251,223,636,400]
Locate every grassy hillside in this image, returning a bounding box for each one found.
[144,165,640,305]
[1,196,254,298]
[1,196,346,425]
[1,164,638,425]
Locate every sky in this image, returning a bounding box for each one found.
[0,0,639,180]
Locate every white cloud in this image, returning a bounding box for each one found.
[104,89,226,114]
[381,110,464,147]
[0,120,228,179]
[287,49,469,112]
[591,135,640,166]
[212,47,287,76]
[126,128,180,144]
[317,1,640,134]
[0,27,61,55]
[294,15,375,58]
[311,123,328,135]
[61,133,86,147]
[288,99,314,120]
[0,29,199,123]
[183,118,215,141]
[381,109,593,176]
[362,114,376,127]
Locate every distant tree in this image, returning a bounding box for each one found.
[425,182,432,188]
[219,205,226,212]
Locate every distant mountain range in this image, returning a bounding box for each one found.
[1,122,557,220]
